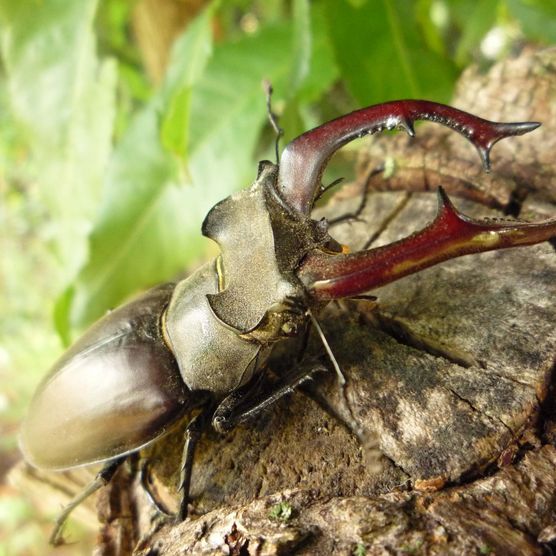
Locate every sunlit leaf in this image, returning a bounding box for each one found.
[282,2,339,142]
[161,5,215,159]
[324,0,456,105]
[295,2,339,104]
[0,0,117,282]
[506,0,556,43]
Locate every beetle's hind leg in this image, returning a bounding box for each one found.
[212,361,328,434]
[139,459,174,517]
[49,456,126,546]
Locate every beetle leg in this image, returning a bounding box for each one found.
[327,165,384,227]
[49,456,126,546]
[177,407,212,521]
[211,371,268,434]
[140,460,173,517]
[299,187,556,301]
[212,362,328,434]
[277,99,539,214]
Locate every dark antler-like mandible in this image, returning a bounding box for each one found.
[277,100,539,214]
[299,187,556,300]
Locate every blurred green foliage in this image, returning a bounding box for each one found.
[3,0,555,340]
[0,0,554,549]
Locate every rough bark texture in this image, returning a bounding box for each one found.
[14,48,556,555]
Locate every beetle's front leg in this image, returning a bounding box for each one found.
[212,362,328,434]
[327,165,384,227]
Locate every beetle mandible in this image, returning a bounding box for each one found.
[20,99,556,545]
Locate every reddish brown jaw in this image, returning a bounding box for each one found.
[299,188,556,301]
[277,100,540,214]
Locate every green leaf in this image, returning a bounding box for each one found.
[161,87,192,157]
[53,286,75,347]
[415,0,448,57]
[0,0,117,283]
[324,0,456,105]
[455,0,498,66]
[353,544,367,556]
[69,22,295,330]
[506,0,556,43]
[160,5,215,159]
[69,104,189,330]
[290,0,312,92]
[282,3,339,142]
[295,2,339,104]
[268,501,293,521]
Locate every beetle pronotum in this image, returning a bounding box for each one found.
[20,99,556,545]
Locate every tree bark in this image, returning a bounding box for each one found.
[16,48,555,556]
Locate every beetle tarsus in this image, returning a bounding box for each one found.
[328,165,384,227]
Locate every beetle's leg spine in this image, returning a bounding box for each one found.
[213,361,328,434]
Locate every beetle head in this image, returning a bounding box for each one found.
[201,161,339,340]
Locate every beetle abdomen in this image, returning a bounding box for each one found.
[20,284,193,470]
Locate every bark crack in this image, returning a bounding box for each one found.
[367,310,480,369]
[443,385,515,438]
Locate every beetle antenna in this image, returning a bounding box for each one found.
[263,79,283,164]
[307,308,346,385]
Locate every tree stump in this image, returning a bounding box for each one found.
[15,48,556,555]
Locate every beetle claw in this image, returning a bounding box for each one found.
[476,121,541,172]
[299,186,556,301]
[398,116,415,137]
[277,100,540,214]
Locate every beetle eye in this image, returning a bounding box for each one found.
[281,321,297,336]
[316,218,328,237]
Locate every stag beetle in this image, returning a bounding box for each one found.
[20,99,556,545]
